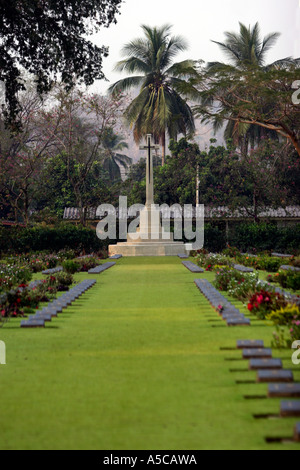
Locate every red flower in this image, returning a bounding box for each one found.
[248,303,254,312]
[257,295,264,305]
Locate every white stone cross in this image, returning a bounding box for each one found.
[139,134,160,207]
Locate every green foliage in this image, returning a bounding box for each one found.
[0,0,122,124]
[52,272,74,291]
[0,225,108,255]
[0,264,32,292]
[62,260,80,274]
[204,224,227,252]
[280,271,300,291]
[109,25,198,159]
[267,304,300,348]
[214,267,244,291]
[229,223,300,253]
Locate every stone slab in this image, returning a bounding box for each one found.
[294,423,300,442]
[109,255,123,260]
[233,264,254,273]
[222,314,246,320]
[182,261,204,273]
[237,340,264,349]
[21,320,45,328]
[272,253,292,258]
[280,265,300,272]
[88,262,116,274]
[227,318,251,326]
[249,359,282,370]
[243,349,272,359]
[268,384,300,398]
[178,254,189,259]
[31,314,52,322]
[280,401,300,417]
[42,267,63,275]
[257,370,294,383]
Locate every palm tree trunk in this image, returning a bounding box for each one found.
[161,131,166,166]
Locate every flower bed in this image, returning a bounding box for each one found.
[0,271,74,327]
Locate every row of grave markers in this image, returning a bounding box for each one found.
[236,340,300,443]
[21,279,97,328]
[20,257,122,328]
[188,257,300,444]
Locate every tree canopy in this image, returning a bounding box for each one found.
[0,0,122,125]
[109,24,199,164]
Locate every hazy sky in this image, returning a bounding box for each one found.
[92,0,300,94]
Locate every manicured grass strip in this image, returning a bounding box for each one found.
[0,257,300,450]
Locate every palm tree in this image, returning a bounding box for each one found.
[109,24,199,164]
[101,128,132,181]
[207,22,293,152]
[208,22,281,71]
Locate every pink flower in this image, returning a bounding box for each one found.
[257,295,264,305]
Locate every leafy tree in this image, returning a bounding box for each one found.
[38,87,126,224]
[194,63,300,156]
[109,24,199,164]
[206,22,295,153]
[0,0,122,125]
[36,153,113,218]
[0,86,56,223]
[199,140,300,222]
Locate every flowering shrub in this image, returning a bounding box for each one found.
[0,264,32,292]
[51,272,74,291]
[267,304,300,348]
[76,257,100,272]
[228,273,259,302]
[195,252,232,271]
[0,273,74,326]
[214,267,244,291]
[247,289,287,320]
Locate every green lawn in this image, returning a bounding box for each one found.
[0,257,300,450]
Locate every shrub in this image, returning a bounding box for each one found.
[62,260,80,274]
[214,267,244,291]
[203,224,227,252]
[267,304,300,348]
[76,257,100,272]
[228,274,259,302]
[258,256,282,273]
[286,272,300,291]
[0,224,108,255]
[50,272,74,291]
[0,264,32,292]
[276,270,300,291]
[247,290,287,320]
[291,256,300,268]
[229,223,300,253]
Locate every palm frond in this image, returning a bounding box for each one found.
[108,76,144,95]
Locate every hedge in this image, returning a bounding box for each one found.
[0,222,299,255]
[228,223,300,254]
[0,224,109,254]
